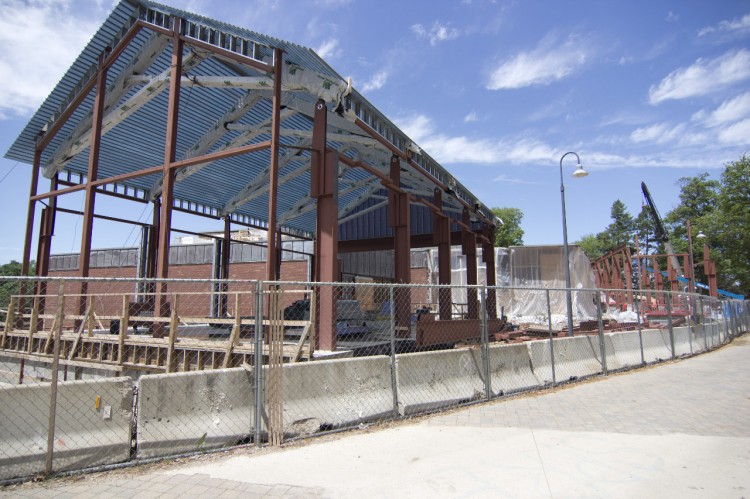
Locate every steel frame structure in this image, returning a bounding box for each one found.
[9,1,499,351]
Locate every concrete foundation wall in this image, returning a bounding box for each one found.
[395,348,485,415]
[0,377,132,480]
[136,368,254,459]
[282,356,393,433]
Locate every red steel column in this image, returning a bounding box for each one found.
[390,155,411,336]
[78,50,110,313]
[311,99,338,351]
[21,150,41,278]
[483,225,497,319]
[433,188,452,320]
[265,47,283,282]
[156,24,183,330]
[704,245,718,299]
[462,209,478,319]
[220,215,231,316]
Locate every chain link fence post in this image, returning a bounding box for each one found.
[545,289,556,385]
[253,280,264,447]
[388,285,399,416]
[685,294,695,355]
[666,294,675,360]
[596,290,607,375]
[479,287,491,401]
[724,300,731,342]
[634,296,645,365]
[700,296,708,351]
[45,283,64,475]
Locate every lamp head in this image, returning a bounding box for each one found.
[572,164,588,178]
[696,231,707,239]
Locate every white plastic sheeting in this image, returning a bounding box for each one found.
[427,245,598,325]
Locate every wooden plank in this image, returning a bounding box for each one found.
[292,323,311,362]
[28,295,40,353]
[166,294,179,373]
[2,296,17,349]
[118,295,129,366]
[223,293,242,368]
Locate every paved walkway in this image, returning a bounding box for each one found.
[3,335,749,498]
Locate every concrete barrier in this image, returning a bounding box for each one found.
[136,368,253,459]
[0,377,133,480]
[282,356,393,433]
[672,326,693,356]
[690,324,707,353]
[395,348,485,416]
[528,335,607,383]
[608,330,645,369]
[638,328,674,363]
[486,342,540,395]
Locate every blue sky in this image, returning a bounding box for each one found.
[0,0,749,263]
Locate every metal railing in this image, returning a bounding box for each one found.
[0,276,747,483]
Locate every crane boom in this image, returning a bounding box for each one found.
[641,182,683,276]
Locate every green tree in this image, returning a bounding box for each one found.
[491,207,524,247]
[604,199,635,249]
[634,204,659,255]
[575,233,609,260]
[716,155,750,295]
[0,260,35,310]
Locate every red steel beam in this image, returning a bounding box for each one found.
[350,116,495,228]
[21,150,41,277]
[37,20,145,152]
[32,140,273,203]
[142,21,275,74]
[432,188,452,321]
[78,51,109,312]
[265,47,283,282]
[390,154,411,336]
[311,99,338,351]
[483,225,497,319]
[155,26,184,329]
[463,208,478,320]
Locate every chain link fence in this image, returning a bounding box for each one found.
[0,276,748,482]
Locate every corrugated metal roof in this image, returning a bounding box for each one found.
[6,0,495,242]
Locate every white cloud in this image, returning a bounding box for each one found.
[698,12,750,36]
[718,118,750,144]
[704,92,750,127]
[666,11,679,23]
[486,33,589,90]
[362,70,388,92]
[492,174,536,184]
[316,38,340,59]
[0,0,101,118]
[411,21,460,46]
[395,113,556,165]
[648,49,750,104]
[630,123,686,144]
[464,111,479,123]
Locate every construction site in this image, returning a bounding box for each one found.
[1,0,748,483]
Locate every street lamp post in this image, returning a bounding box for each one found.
[559,152,588,337]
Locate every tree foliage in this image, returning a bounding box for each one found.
[575,199,634,260]
[573,155,750,295]
[491,207,524,247]
[0,260,35,310]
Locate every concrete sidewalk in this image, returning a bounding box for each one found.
[4,335,750,498]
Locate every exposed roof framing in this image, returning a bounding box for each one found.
[6,0,497,245]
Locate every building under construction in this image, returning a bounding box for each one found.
[4,0,505,358]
